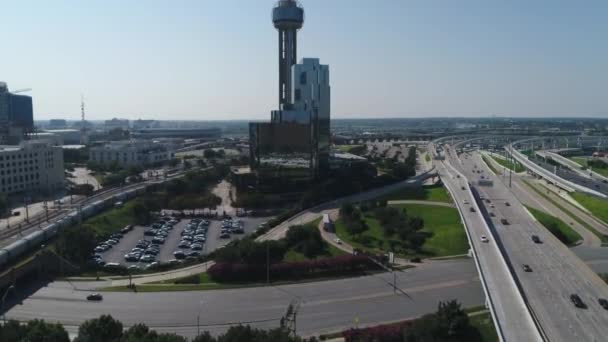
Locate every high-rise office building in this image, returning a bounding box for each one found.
[0,82,34,144]
[249,1,331,184]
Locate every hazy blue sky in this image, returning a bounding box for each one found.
[2,0,607,120]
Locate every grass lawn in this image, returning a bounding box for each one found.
[491,155,525,172]
[469,312,498,342]
[525,206,582,246]
[337,145,364,153]
[482,156,500,175]
[522,180,608,245]
[569,156,589,167]
[82,200,137,236]
[382,184,453,203]
[571,192,608,225]
[336,204,468,258]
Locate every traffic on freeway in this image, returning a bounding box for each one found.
[446,145,608,342]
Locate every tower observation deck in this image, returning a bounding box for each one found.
[272,0,304,108]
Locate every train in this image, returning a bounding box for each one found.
[0,185,147,270]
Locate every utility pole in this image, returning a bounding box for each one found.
[282,301,300,337]
[266,241,270,284]
[24,196,29,223]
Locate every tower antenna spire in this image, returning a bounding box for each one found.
[272,0,304,108]
[80,94,88,144]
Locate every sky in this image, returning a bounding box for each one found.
[2,0,607,121]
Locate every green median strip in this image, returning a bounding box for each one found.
[481,155,500,175]
[525,205,581,246]
[570,192,608,226]
[522,180,608,246]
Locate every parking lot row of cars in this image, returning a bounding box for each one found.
[173,218,209,260]
[90,225,135,267]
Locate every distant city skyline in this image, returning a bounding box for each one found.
[3,0,607,120]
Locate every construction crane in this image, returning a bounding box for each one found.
[11,88,32,94]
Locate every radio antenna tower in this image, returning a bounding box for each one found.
[80,94,88,144]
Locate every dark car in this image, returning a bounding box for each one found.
[186,251,201,258]
[500,218,509,225]
[522,264,532,272]
[598,298,608,310]
[469,207,476,213]
[173,251,186,259]
[489,212,495,217]
[87,293,103,301]
[531,235,542,244]
[570,294,586,308]
[505,202,511,206]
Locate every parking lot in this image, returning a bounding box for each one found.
[94,216,271,271]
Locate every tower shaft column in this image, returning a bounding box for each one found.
[278,28,297,108]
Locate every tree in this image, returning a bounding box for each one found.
[192,332,216,342]
[24,319,70,342]
[0,320,25,341]
[56,226,98,266]
[70,183,95,196]
[0,193,8,215]
[75,315,123,342]
[340,202,354,217]
[132,201,152,225]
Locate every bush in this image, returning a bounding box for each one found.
[208,255,379,283]
[174,274,201,284]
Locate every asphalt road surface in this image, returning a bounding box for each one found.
[454,150,608,342]
[4,259,483,339]
[432,143,541,341]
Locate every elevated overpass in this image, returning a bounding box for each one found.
[428,140,542,342]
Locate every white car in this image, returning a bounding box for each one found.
[480,235,489,243]
[335,238,342,245]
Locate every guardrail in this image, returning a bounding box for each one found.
[442,158,543,342]
[509,146,607,198]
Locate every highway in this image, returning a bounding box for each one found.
[481,152,601,247]
[431,142,542,341]
[450,147,608,342]
[4,258,483,339]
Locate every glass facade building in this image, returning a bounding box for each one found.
[249,58,330,182]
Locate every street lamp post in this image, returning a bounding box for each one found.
[1,285,15,324]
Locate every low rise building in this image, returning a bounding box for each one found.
[89,140,175,167]
[104,118,130,132]
[0,140,64,195]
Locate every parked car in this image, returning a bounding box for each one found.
[178,241,191,249]
[140,255,155,263]
[173,251,186,259]
[220,233,231,239]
